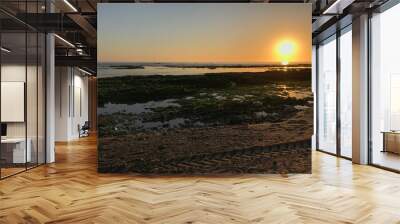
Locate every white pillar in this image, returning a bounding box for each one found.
[45,0,56,163]
[46,32,55,163]
[45,41,55,163]
[352,14,369,164]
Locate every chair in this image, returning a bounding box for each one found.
[79,121,90,138]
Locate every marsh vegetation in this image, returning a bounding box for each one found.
[98,67,313,173]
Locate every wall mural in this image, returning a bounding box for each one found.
[98,3,313,174]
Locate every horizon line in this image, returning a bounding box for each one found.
[98,61,312,64]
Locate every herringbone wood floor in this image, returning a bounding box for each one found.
[1,135,400,224]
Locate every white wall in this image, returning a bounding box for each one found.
[55,67,89,141]
[55,66,71,141]
[71,73,89,138]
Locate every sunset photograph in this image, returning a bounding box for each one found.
[97,3,312,174]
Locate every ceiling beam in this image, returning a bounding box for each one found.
[322,0,356,14]
[67,13,97,46]
[55,55,96,71]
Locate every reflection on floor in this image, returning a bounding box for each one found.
[0,163,43,179]
[1,135,400,223]
[373,150,400,171]
[0,167,25,178]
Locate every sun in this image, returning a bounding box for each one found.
[281,61,289,66]
[276,40,296,65]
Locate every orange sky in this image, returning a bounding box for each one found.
[98,4,311,64]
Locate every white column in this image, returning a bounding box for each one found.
[46,32,55,163]
[352,14,369,164]
[45,0,56,163]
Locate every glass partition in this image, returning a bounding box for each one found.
[27,31,38,169]
[317,35,337,154]
[339,28,352,158]
[0,2,46,179]
[370,3,400,171]
[38,32,46,165]
[1,31,28,177]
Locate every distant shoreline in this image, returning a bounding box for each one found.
[109,65,145,69]
[98,67,312,80]
[99,62,312,70]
